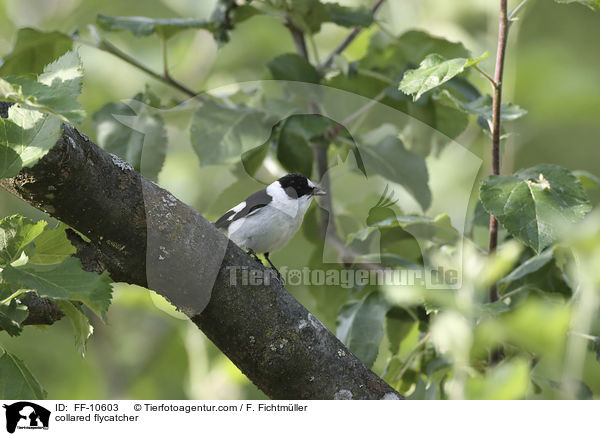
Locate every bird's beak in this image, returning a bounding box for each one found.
[313,187,326,196]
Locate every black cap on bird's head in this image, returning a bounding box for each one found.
[278,173,326,198]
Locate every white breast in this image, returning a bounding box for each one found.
[227,182,313,254]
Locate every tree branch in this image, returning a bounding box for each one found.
[318,0,386,73]
[488,0,510,365]
[0,115,401,400]
[488,0,509,302]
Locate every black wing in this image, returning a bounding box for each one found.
[214,188,272,230]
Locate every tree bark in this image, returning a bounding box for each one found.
[0,113,401,400]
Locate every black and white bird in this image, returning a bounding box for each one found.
[214,173,326,273]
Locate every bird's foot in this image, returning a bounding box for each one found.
[246,249,262,264]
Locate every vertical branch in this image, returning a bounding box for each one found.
[286,22,337,238]
[488,0,509,304]
[487,0,510,366]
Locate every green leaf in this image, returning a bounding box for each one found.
[348,213,458,245]
[233,5,263,24]
[0,50,85,124]
[358,135,431,210]
[241,137,271,176]
[437,91,528,122]
[466,358,530,400]
[360,30,471,77]
[93,92,167,181]
[56,300,93,357]
[324,3,374,28]
[0,105,62,177]
[276,114,334,177]
[0,28,73,76]
[267,53,320,84]
[0,215,47,265]
[480,164,591,253]
[286,0,330,33]
[498,247,573,298]
[97,14,212,39]
[0,285,28,336]
[399,52,489,101]
[25,222,76,264]
[190,100,271,167]
[386,307,416,355]
[35,50,85,123]
[2,257,113,319]
[573,170,600,191]
[501,249,554,284]
[0,347,46,399]
[337,291,390,367]
[554,0,600,11]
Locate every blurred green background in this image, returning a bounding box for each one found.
[0,0,598,399]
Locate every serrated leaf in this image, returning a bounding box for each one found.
[358,135,431,210]
[0,28,73,76]
[437,91,527,122]
[190,100,271,167]
[554,0,600,11]
[324,3,374,27]
[56,300,93,357]
[337,291,390,367]
[480,164,591,253]
[0,215,47,265]
[0,50,85,124]
[2,257,113,319]
[0,105,62,177]
[267,53,320,84]
[97,14,212,39]
[36,50,85,123]
[399,52,489,101]
[25,222,76,264]
[93,93,167,181]
[0,347,46,399]
[0,285,28,336]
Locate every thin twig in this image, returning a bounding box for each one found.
[318,0,386,72]
[161,37,172,80]
[77,38,204,101]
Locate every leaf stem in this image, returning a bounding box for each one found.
[474,65,497,89]
[508,0,529,21]
[396,333,431,381]
[317,0,387,73]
